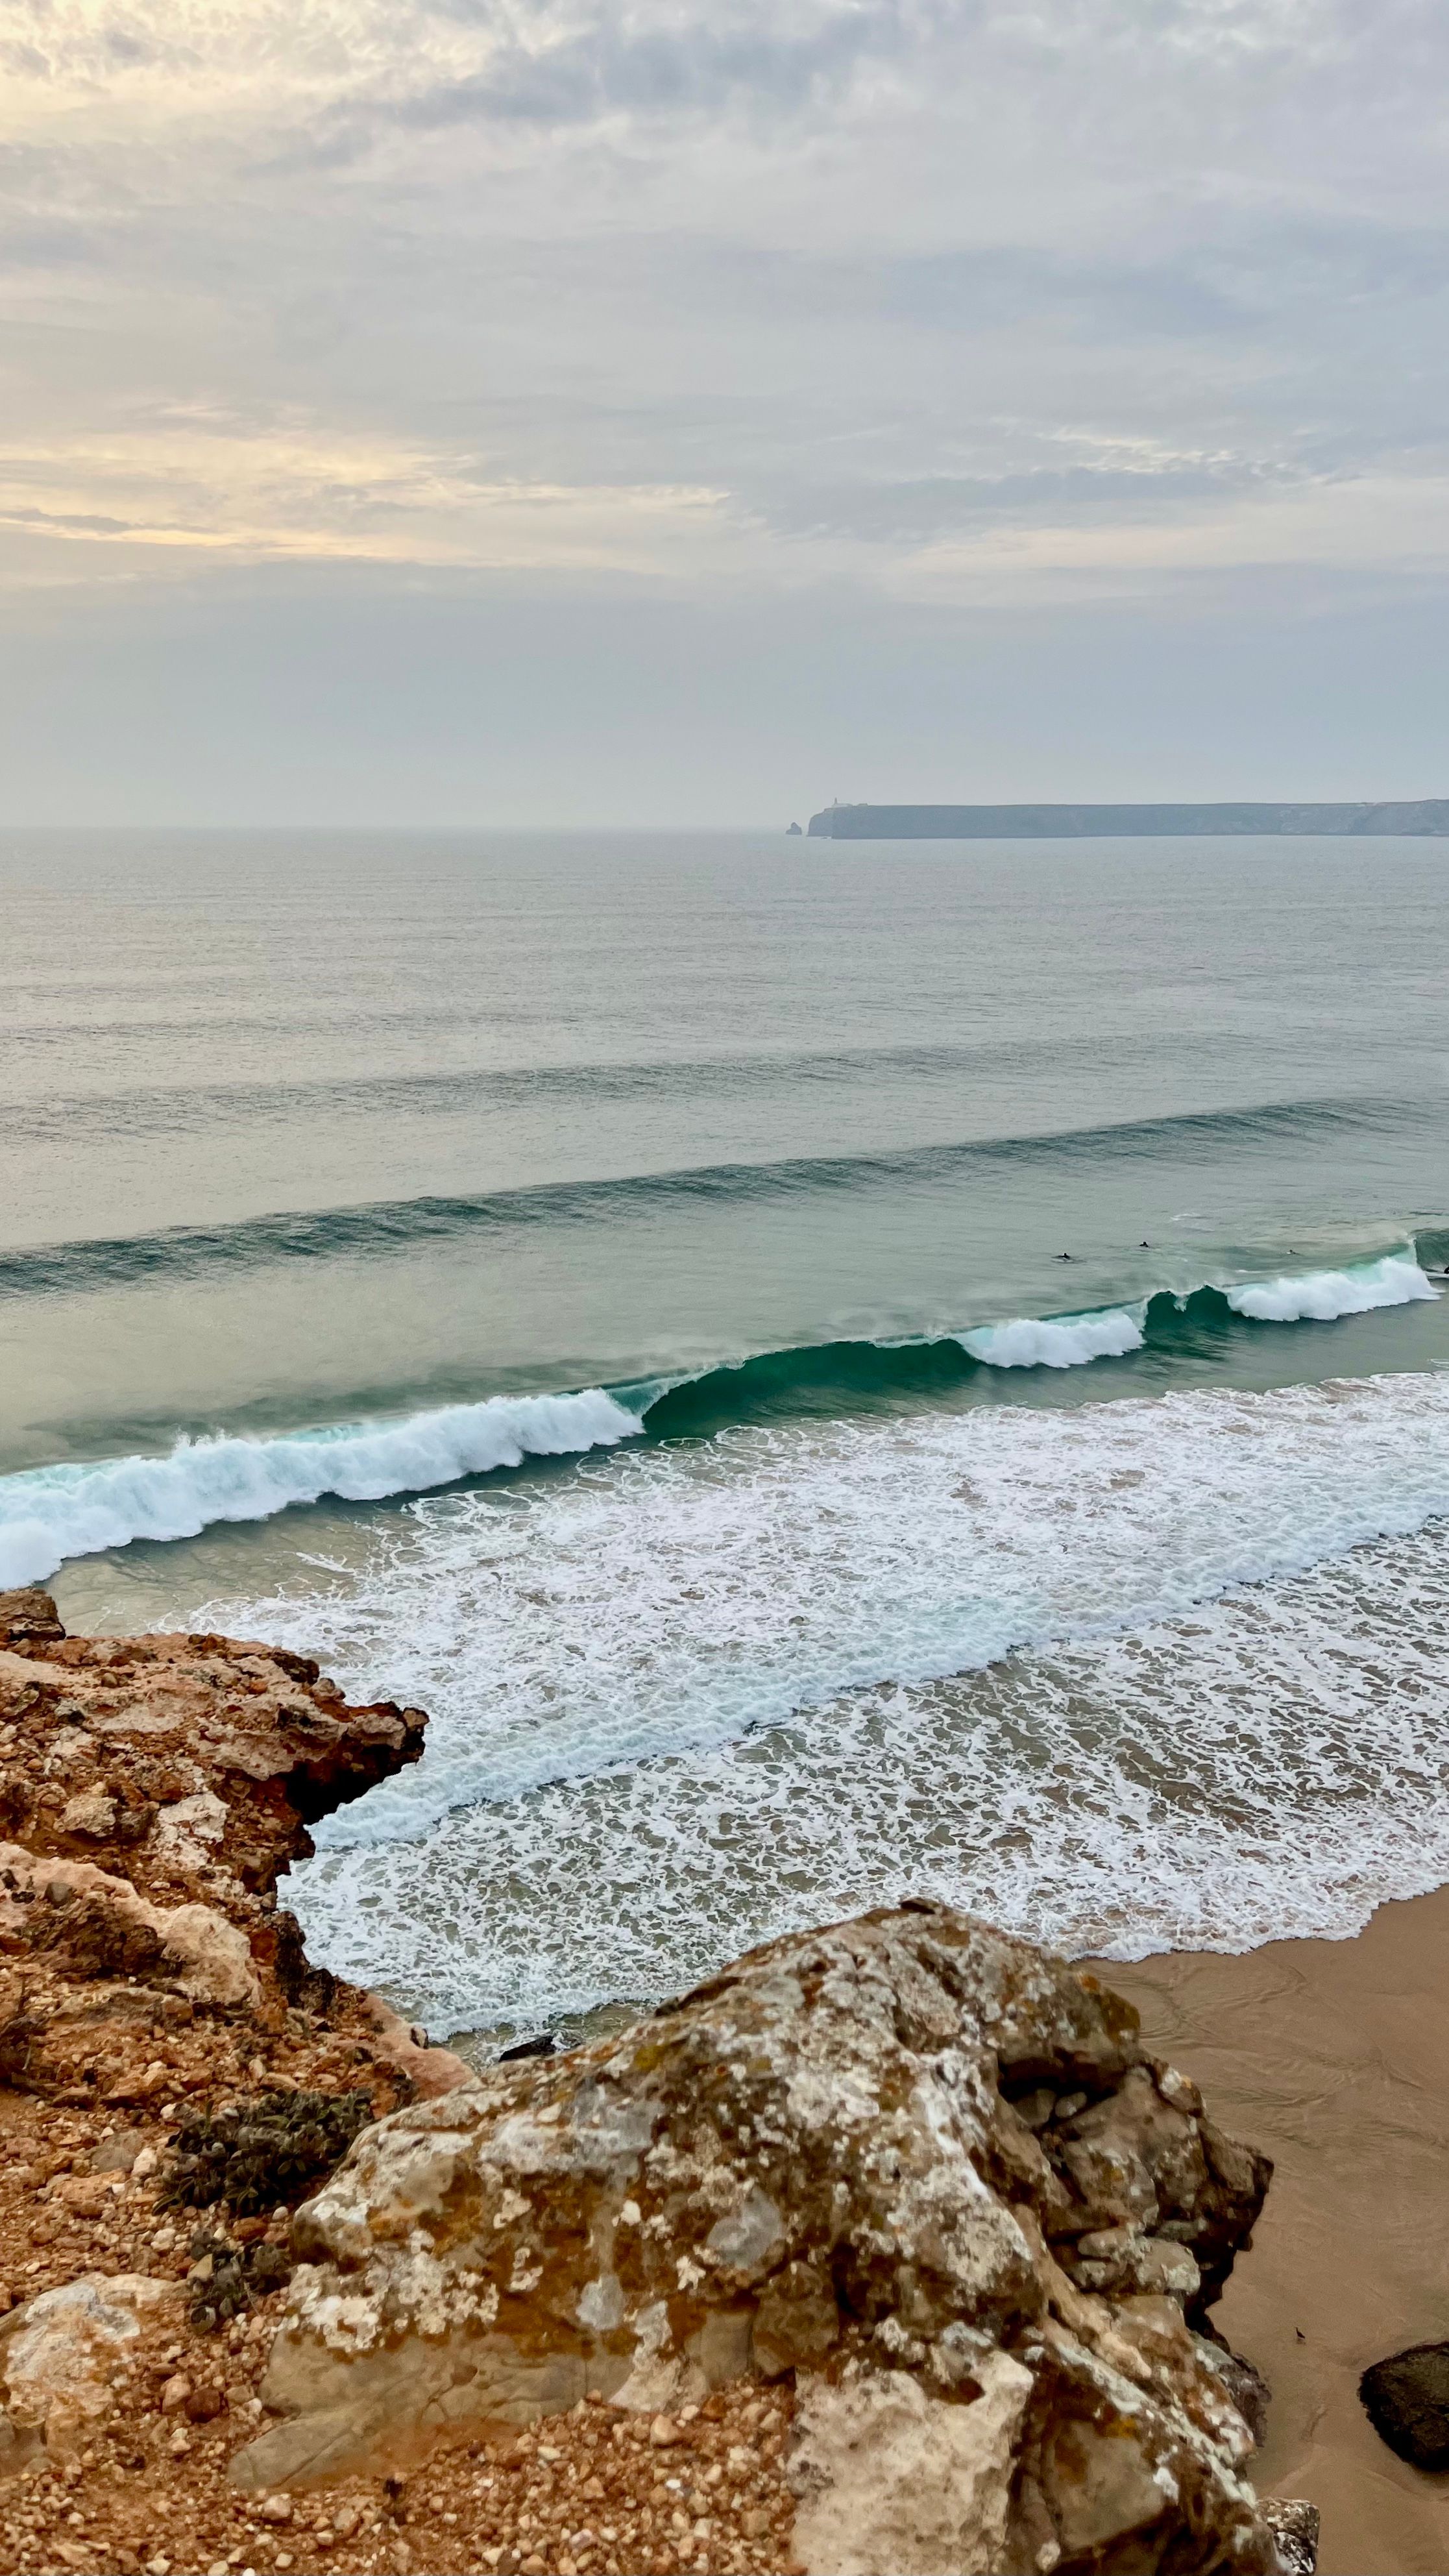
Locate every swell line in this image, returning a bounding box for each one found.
[0,1090,1415,1299]
[0,1251,1438,1586]
[0,1033,1230,1144]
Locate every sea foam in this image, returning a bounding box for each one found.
[294,1514,1449,2034]
[0,1389,642,1589]
[1224,1250,1436,1322]
[212,1364,1449,1845]
[958,1305,1145,1369]
[66,1363,1449,2031]
[229,1367,1449,2030]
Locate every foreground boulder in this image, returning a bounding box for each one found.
[239,1901,1285,2573]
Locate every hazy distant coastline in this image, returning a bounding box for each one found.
[808,798,1449,837]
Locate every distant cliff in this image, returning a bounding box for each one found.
[807,800,1449,839]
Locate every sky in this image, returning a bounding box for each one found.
[2,0,1448,824]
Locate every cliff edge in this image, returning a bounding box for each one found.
[0,1594,1311,2575]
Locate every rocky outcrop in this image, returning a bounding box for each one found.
[0,1591,428,1906]
[236,1901,1284,2573]
[0,1845,260,2006]
[0,1602,1311,2572]
[0,1589,468,2114]
[1261,2499,1320,2576]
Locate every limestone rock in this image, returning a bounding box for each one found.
[0,1589,66,1650]
[1261,2497,1319,2573]
[152,1789,228,1873]
[788,2361,1032,2575]
[57,1791,118,1841]
[0,1604,436,2122]
[1196,2337,1271,2448]
[360,1991,473,2102]
[236,1902,1278,2571]
[0,1844,260,2006]
[90,2128,147,2174]
[0,2274,182,2468]
[0,1602,426,1908]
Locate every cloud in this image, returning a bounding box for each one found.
[3,0,1449,696]
[379,1,941,134]
[0,421,736,578]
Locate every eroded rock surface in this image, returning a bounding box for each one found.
[0,2271,182,2467]
[0,1589,467,2112]
[0,1593,428,1911]
[241,1902,1282,2572]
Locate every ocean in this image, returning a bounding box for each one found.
[5,824,1449,2046]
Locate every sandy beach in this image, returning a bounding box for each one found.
[1112,1887,1449,2575]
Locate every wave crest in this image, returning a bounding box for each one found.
[958,1306,1147,1370]
[3,1249,1442,1584]
[1224,1252,1437,1323]
[0,1390,643,1589]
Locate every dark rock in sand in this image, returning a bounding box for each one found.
[1359,2338,1449,2468]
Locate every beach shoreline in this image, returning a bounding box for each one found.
[1111,1886,1449,2575]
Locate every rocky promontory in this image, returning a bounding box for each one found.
[0,1594,1313,2575]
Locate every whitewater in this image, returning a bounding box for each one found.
[12,825,1449,2039]
[190,1360,1449,2032]
[1,1251,1433,1584]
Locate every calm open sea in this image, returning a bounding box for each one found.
[5,826,1449,2041]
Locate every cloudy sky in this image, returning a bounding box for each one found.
[3,0,1447,821]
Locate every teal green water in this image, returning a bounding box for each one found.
[3,827,1448,2034]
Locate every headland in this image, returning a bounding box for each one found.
[807,800,1449,838]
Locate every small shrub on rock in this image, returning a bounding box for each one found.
[161,2086,376,2218]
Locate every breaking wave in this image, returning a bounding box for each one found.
[960,1254,1433,1371]
[0,1390,642,1589]
[1223,1252,1437,1323]
[958,1306,1147,1369]
[3,1250,1439,1585]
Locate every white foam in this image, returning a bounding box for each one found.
[0,1389,642,1589]
[1224,1251,1437,1323]
[261,1369,1449,1834]
[958,1305,1145,1369]
[292,1515,1449,2033]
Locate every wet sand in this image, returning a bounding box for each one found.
[1110,1887,1449,2576]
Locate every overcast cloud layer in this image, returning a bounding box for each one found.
[3,0,1448,820]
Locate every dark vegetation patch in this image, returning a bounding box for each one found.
[161,2087,376,2218]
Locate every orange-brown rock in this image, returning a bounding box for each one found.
[0,1591,467,2183]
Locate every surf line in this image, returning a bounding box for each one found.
[0,1250,1438,1585]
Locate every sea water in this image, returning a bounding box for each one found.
[4,826,1448,2041]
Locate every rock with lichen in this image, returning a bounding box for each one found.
[236,1902,1285,2573]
